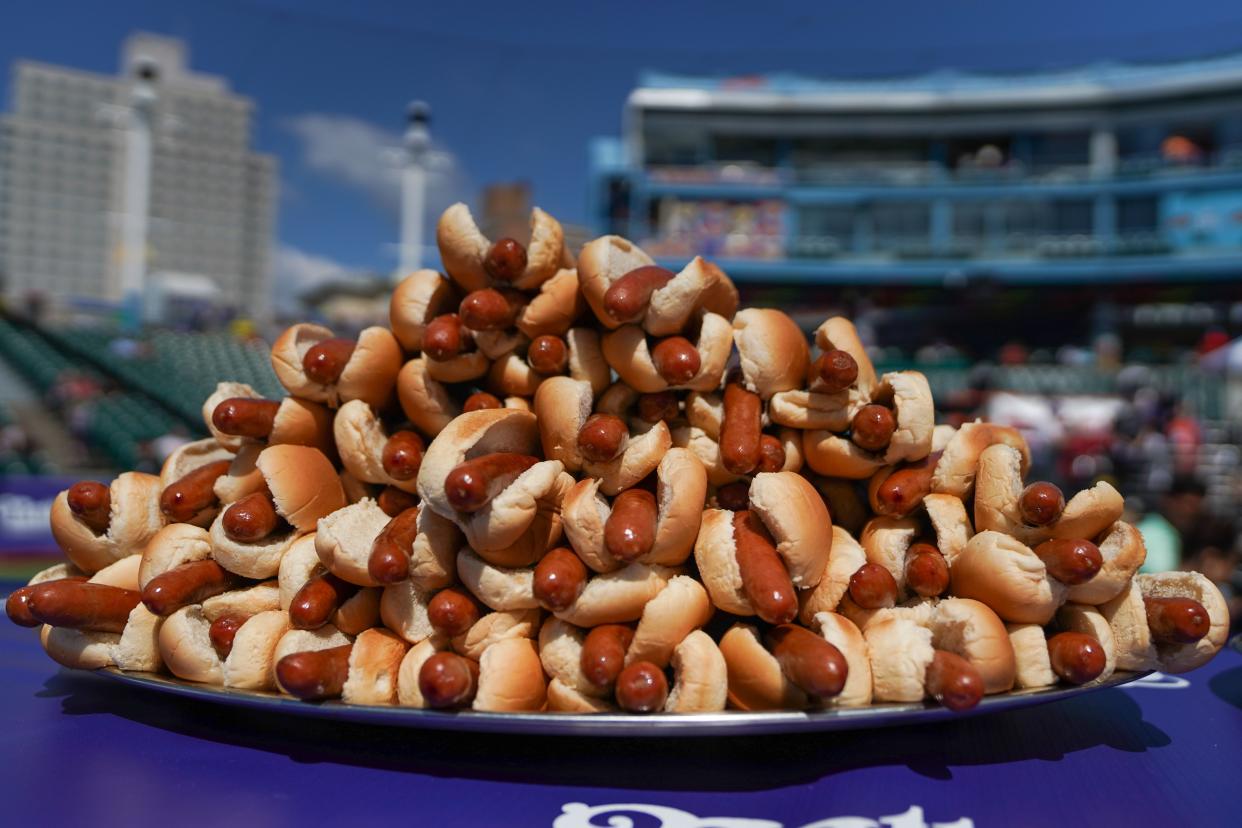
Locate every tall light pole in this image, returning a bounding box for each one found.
[397,101,431,279]
[119,59,157,330]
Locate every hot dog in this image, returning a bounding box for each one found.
[720,379,762,475]
[871,451,943,518]
[302,338,356,385]
[160,459,232,522]
[816,349,859,393]
[7,577,88,627]
[66,481,111,534]
[851,404,896,453]
[732,510,798,624]
[651,336,700,385]
[602,265,675,324]
[715,481,750,512]
[1019,482,1065,527]
[577,414,628,463]
[484,237,527,282]
[142,559,242,616]
[418,651,480,708]
[1033,538,1102,586]
[427,587,482,637]
[382,430,425,481]
[848,563,898,609]
[604,488,658,562]
[276,643,353,700]
[757,435,786,474]
[532,547,588,611]
[904,542,949,598]
[459,288,522,331]
[289,572,361,630]
[443,453,540,512]
[615,660,668,713]
[527,335,568,375]
[209,613,249,659]
[367,506,421,584]
[925,650,984,711]
[581,624,635,690]
[377,486,419,518]
[765,623,849,699]
[423,313,472,361]
[211,398,281,440]
[1144,596,1210,644]
[1047,631,1106,685]
[221,491,285,543]
[462,391,503,412]
[637,391,679,423]
[24,581,141,633]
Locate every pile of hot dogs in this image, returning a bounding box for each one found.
[6,203,1229,715]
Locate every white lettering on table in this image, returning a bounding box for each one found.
[554,803,974,828]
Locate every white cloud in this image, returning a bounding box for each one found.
[270,243,364,315]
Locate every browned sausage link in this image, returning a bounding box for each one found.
[850,404,896,453]
[159,459,233,523]
[721,380,763,475]
[209,613,249,660]
[872,451,943,518]
[650,336,701,386]
[904,542,950,598]
[604,488,658,563]
[376,486,418,518]
[615,660,669,713]
[765,624,849,699]
[24,581,141,633]
[382,430,425,481]
[459,288,523,331]
[1032,538,1103,586]
[1144,596,1211,644]
[418,651,480,708]
[443,453,540,513]
[302,337,356,385]
[1047,632,1106,685]
[577,413,628,463]
[66,481,111,534]
[367,506,421,584]
[222,491,283,543]
[290,572,361,630]
[423,313,474,361]
[848,563,898,610]
[816,349,859,393]
[1020,482,1065,527]
[732,510,798,624]
[7,577,88,627]
[462,391,502,412]
[580,624,635,690]
[602,265,676,323]
[637,391,679,423]
[427,587,482,637]
[484,237,527,282]
[211,398,280,440]
[757,434,786,474]
[142,559,243,617]
[532,547,588,612]
[924,650,984,711]
[715,481,751,512]
[276,644,353,700]
[527,335,568,375]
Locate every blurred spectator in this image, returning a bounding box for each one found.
[1165,401,1202,475]
[1140,475,1238,574]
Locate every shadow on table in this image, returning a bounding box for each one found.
[41,670,1168,791]
[1208,666,1242,711]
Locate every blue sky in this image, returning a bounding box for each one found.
[5,1,1242,303]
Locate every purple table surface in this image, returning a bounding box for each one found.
[1,617,1240,828]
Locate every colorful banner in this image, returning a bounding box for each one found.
[0,475,74,555]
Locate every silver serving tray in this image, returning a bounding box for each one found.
[96,667,1149,736]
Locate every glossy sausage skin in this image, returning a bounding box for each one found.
[850,405,896,453]
[221,491,283,542]
[581,624,635,690]
[715,481,750,512]
[142,560,241,617]
[765,624,849,699]
[289,572,361,630]
[423,314,470,361]
[427,588,482,637]
[1020,482,1065,527]
[871,451,943,518]
[924,650,984,711]
[302,338,356,385]
[732,510,798,624]
[276,644,353,700]
[382,430,425,481]
[1047,632,1106,685]
[604,488,659,563]
[603,266,675,323]
[459,288,522,331]
[484,238,527,282]
[462,391,503,412]
[527,335,568,375]
[904,542,950,598]
[720,381,762,475]
[1144,596,1211,644]
[418,651,480,708]
[757,434,786,474]
[211,398,280,440]
[816,349,859,393]
[209,613,248,660]
[159,460,233,522]
[650,337,700,386]
[532,547,588,612]
[377,486,419,518]
[24,581,141,633]
[637,391,679,423]
[577,414,628,463]
[615,660,669,713]
[66,481,111,534]
[7,577,88,627]
[1033,538,1103,586]
[368,506,421,584]
[443,453,540,512]
[848,563,898,610]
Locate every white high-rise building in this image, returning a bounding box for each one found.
[0,33,276,320]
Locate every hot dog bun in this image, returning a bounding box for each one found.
[342,628,409,705]
[950,530,1068,624]
[474,637,547,712]
[333,400,420,494]
[732,308,810,398]
[516,267,582,339]
[1101,571,1228,674]
[664,630,727,713]
[222,609,290,690]
[50,471,163,573]
[719,623,808,711]
[396,358,460,438]
[601,312,733,393]
[437,202,564,293]
[271,323,403,409]
[390,269,459,352]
